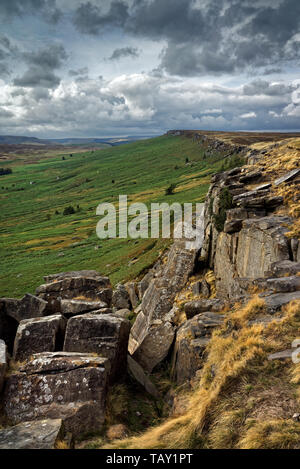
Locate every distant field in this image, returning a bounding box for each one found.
[0,135,228,298]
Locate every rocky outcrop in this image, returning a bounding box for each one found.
[63,314,130,383]
[36,271,112,314]
[13,315,66,362]
[3,352,109,436]
[200,165,299,299]
[129,239,199,372]
[172,312,224,384]
[0,339,7,393]
[0,419,72,449]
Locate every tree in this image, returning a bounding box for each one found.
[63,206,76,216]
[0,168,12,176]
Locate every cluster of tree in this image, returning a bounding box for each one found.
[0,168,12,176]
[62,205,81,216]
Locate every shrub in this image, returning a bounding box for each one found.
[165,183,177,195]
[0,168,12,176]
[213,187,233,232]
[63,205,76,216]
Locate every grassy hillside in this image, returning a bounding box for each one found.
[0,135,227,298]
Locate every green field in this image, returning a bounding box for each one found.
[0,135,228,298]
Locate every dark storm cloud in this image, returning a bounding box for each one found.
[69,67,89,77]
[73,0,300,76]
[243,80,292,96]
[73,1,129,35]
[108,47,139,61]
[0,0,61,23]
[14,67,61,88]
[13,44,67,88]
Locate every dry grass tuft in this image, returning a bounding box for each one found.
[238,419,300,449]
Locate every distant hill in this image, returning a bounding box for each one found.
[0,135,156,147]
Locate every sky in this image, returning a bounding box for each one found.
[0,0,299,138]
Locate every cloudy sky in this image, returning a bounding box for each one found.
[0,0,299,137]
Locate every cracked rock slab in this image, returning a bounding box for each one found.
[3,352,109,436]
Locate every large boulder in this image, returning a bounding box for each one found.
[0,419,72,449]
[36,271,112,314]
[63,314,130,383]
[3,352,109,436]
[172,312,224,384]
[0,339,7,393]
[1,294,48,323]
[129,312,175,373]
[13,315,66,362]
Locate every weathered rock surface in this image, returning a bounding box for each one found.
[129,313,175,373]
[0,339,7,393]
[3,352,109,436]
[114,308,131,319]
[44,270,105,283]
[125,282,139,308]
[261,291,300,313]
[63,314,130,382]
[214,217,292,299]
[184,299,225,319]
[127,355,159,398]
[137,271,154,300]
[36,271,112,313]
[129,239,198,372]
[172,312,224,384]
[13,314,66,362]
[266,260,300,278]
[1,294,48,323]
[274,169,300,186]
[0,419,72,449]
[60,299,107,317]
[224,219,243,233]
[112,284,131,310]
[265,276,300,293]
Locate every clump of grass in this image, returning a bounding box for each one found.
[238,419,300,449]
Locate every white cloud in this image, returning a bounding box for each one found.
[240,111,257,119]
